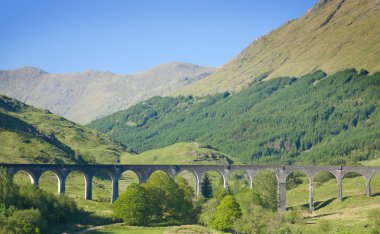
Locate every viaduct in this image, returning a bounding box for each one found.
[1,164,380,211]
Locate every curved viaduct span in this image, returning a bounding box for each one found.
[1,164,380,211]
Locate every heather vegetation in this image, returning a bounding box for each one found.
[90,69,380,165]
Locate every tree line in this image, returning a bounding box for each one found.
[90,69,380,165]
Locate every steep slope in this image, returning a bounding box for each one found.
[0,62,215,124]
[90,69,380,165]
[176,0,380,96]
[120,142,241,165]
[0,95,126,164]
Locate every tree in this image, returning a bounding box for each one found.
[0,167,17,208]
[142,171,192,222]
[175,176,194,202]
[113,183,149,226]
[254,170,278,211]
[210,195,242,231]
[201,173,212,198]
[198,198,219,226]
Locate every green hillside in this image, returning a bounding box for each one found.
[89,69,380,165]
[0,95,126,164]
[120,142,241,165]
[176,0,380,96]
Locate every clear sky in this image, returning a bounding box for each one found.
[0,0,317,74]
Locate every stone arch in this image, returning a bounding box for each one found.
[312,170,338,210]
[285,170,310,209]
[252,169,280,211]
[198,170,227,198]
[227,170,251,194]
[91,169,113,203]
[118,170,140,193]
[147,169,174,179]
[12,169,38,186]
[65,170,91,200]
[38,170,64,194]
[175,170,198,197]
[341,171,367,198]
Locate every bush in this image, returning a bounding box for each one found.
[210,195,242,231]
[113,183,149,226]
[253,170,278,211]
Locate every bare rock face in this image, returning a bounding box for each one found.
[0,62,215,124]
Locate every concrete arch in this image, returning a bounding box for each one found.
[342,171,367,197]
[312,170,339,210]
[118,170,141,193]
[38,169,65,194]
[202,169,228,191]
[285,170,311,210]
[65,169,92,200]
[175,170,198,198]
[13,169,38,186]
[228,169,252,193]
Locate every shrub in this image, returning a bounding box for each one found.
[113,183,149,226]
[210,195,242,231]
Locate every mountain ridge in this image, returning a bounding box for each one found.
[175,0,380,96]
[0,62,215,124]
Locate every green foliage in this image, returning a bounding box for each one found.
[0,168,79,233]
[90,69,380,164]
[175,176,194,203]
[0,95,126,164]
[0,168,17,207]
[111,172,194,225]
[198,198,219,226]
[201,173,212,199]
[253,170,278,211]
[113,183,149,226]
[210,195,242,231]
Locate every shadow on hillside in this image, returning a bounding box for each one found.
[314,198,335,210]
[372,192,380,196]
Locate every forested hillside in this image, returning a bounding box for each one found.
[90,69,380,165]
[0,95,126,164]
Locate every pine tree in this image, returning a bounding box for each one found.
[202,173,212,198]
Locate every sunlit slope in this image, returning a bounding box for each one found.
[120,142,241,165]
[0,95,126,164]
[90,69,380,164]
[176,0,380,96]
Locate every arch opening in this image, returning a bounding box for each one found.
[228,170,251,194]
[175,170,197,199]
[313,171,337,210]
[370,173,380,196]
[65,170,87,199]
[118,170,140,193]
[201,171,225,199]
[38,170,60,194]
[92,170,113,203]
[252,169,279,211]
[13,170,36,186]
[285,170,310,209]
[342,171,366,198]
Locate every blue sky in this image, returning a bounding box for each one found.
[0,1,317,74]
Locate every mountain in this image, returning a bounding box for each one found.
[89,69,380,165]
[0,95,126,164]
[176,0,380,96]
[0,62,215,124]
